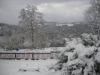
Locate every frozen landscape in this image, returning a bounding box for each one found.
[0,59,61,75]
[0,0,100,75]
[0,34,100,75]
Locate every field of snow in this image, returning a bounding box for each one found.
[0,59,61,75]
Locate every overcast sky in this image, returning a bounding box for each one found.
[0,0,91,25]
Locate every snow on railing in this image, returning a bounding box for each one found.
[0,47,65,59]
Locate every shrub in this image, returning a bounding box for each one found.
[55,33,100,75]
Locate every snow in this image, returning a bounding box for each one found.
[19,59,58,73]
[1,33,100,75]
[0,59,60,75]
[75,44,96,58]
[0,47,66,53]
[58,35,100,75]
[66,59,85,67]
[95,51,100,62]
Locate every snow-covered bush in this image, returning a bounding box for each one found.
[81,33,98,46]
[54,33,100,75]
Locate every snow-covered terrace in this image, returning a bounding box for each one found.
[0,47,66,59]
[0,47,65,53]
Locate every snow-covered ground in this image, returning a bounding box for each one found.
[0,59,61,75]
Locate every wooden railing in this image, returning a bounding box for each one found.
[0,51,60,60]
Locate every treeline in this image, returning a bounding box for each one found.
[0,22,93,50]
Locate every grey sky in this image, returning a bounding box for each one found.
[0,0,91,25]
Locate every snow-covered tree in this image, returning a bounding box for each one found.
[19,5,44,48]
[53,33,100,75]
[85,0,100,38]
[81,33,98,46]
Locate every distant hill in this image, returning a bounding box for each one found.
[0,22,93,41]
[40,23,92,38]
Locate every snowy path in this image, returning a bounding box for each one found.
[0,59,61,75]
